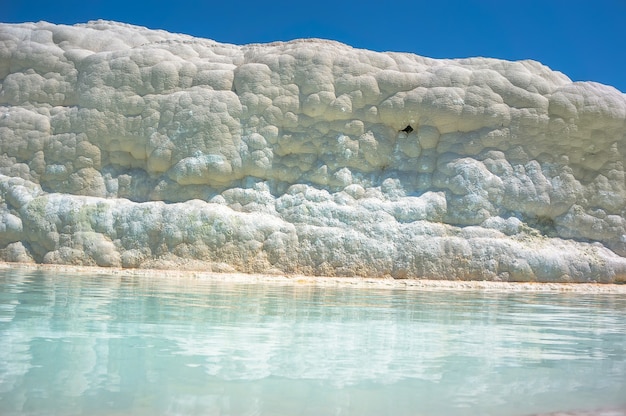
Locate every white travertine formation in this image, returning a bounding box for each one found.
[1,20,625,282]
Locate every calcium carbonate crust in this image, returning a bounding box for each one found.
[1,20,625,282]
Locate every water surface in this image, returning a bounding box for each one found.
[1,269,625,415]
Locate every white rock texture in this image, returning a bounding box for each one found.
[1,20,625,282]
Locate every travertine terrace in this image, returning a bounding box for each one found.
[1,21,625,282]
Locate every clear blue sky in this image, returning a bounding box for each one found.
[3,0,625,92]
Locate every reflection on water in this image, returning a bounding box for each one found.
[1,269,625,416]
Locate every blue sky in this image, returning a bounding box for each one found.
[3,0,625,92]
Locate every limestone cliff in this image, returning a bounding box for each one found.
[1,20,625,282]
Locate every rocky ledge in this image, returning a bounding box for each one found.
[1,21,625,282]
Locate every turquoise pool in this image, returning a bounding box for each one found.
[1,269,625,415]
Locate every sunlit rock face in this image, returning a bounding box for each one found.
[1,20,625,282]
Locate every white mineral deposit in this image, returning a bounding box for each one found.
[1,20,625,282]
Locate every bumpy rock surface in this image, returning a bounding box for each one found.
[1,20,625,282]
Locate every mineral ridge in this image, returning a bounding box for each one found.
[1,21,625,282]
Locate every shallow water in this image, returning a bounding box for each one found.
[1,269,625,416]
